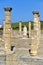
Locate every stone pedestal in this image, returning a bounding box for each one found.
[30,11,40,56]
[3,8,12,53]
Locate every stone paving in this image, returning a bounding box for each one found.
[0,31,43,65]
[10,31,43,65]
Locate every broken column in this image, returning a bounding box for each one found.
[19,21,22,37]
[30,11,40,56]
[3,8,12,53]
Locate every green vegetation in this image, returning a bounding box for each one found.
[11,21,33,30]
[40,21,43,30]
[11,21,43,30]
[11,22,19,30]
[0,21,43,30]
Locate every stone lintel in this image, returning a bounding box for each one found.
[4,7,12,12]
[32,11,40,17]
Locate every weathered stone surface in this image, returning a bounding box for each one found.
[30,11,40,56]
[3,8,12,52]
[19,22,22,37]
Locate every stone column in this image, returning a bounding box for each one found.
[29,22,31,38]
[3,8,12,53]
[30,11,40,56]
[19,22,22,37]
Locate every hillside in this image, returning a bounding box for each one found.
[0,21,43,30]
[11,21,43,30]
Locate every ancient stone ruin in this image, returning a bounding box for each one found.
[0,7,43,65]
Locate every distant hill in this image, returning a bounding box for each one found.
[0,21,43,30]
[11,21,43,30]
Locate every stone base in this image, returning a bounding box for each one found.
[30,51,37,56]
[23,35,27,38]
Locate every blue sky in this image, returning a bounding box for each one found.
[0,0,43,24]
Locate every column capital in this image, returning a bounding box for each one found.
[4,7,12,12]
[32,11,40,17]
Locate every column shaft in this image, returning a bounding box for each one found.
[29,22,31,38]
[19,22,22,36]
[30,11,40,56]
[3,8,12,52]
